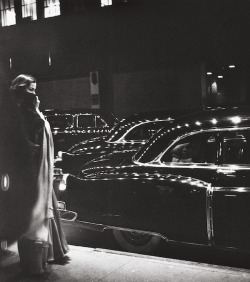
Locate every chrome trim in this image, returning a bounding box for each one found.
[54,168,63,176]
[1,173,10,192]
[138,163,250,170]
[57,201,66,210]
[141,163,219,169]
[206,183,214,245]
[213,187,250,192]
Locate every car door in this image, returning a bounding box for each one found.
[108,131,219,245]
[151,131,219,244]
[212,128,250,250]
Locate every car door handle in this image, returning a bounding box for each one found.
[157,186,174,193]
[216,169,236,174]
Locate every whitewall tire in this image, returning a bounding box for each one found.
[113,230,161,254]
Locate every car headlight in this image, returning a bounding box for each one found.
[59,173,69,191]
[54,151,63,163]
[53,169,69,193]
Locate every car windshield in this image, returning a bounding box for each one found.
[106,119,138,142]
[106,112,177,143]
[124,121,168,141]
[134,126,177,163]
[106,109,197,144]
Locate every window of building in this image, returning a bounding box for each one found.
[22,0,37,20]
[0,0,16,26]
[44,0,60,18]
[101,0,112,7]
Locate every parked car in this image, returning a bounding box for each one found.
[55,109,190,174]
[43,109,111,154]
[54,107,250,255]
[80,150,136,176]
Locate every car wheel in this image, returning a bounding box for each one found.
[113,230,161,254]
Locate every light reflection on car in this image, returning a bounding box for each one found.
[44,109,110,154]
[55,107,250,255]
[55,110,186,174]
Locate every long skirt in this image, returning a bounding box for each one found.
[18,190,69,275]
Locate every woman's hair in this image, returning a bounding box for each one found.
[10,74,36,93]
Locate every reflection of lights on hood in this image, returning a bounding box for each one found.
[211,118,217,125]
[230,116,241,124]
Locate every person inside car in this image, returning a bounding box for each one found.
[171,142,193,163]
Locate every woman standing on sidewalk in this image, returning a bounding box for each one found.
[10,74,69,275]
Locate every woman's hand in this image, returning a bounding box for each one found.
[34,96,40,110]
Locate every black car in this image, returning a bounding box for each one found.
[55,107,250,255]
[44,109,110,154]
[55,110,184,174]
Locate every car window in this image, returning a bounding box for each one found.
[96,116,108,127]
[124,121,166,141]
[46,114,74,129]
[222,130,250,165]
[77,115,95,128]
[161,132,217,164]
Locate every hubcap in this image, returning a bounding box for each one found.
[121,231,153,246]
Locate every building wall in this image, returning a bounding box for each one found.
[113,66,202,118]
[27,65,203,118]
[1,1,228,118]
[38,77,91,110]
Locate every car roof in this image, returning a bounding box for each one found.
[43,108,103,115]
[169,107,250,131]
[134,107,250,163]
[117,109,196,124]
[106,109,195,142]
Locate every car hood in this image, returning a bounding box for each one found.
[80,150,137,176]
[67,135,143,155]
[72,163,210,191]
[68,136,107,154]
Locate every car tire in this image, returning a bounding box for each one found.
[112,230,161,254]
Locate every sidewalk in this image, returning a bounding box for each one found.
[1,243,250,282]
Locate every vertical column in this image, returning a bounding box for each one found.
[200,62,207,109]
[90,71,100,109]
